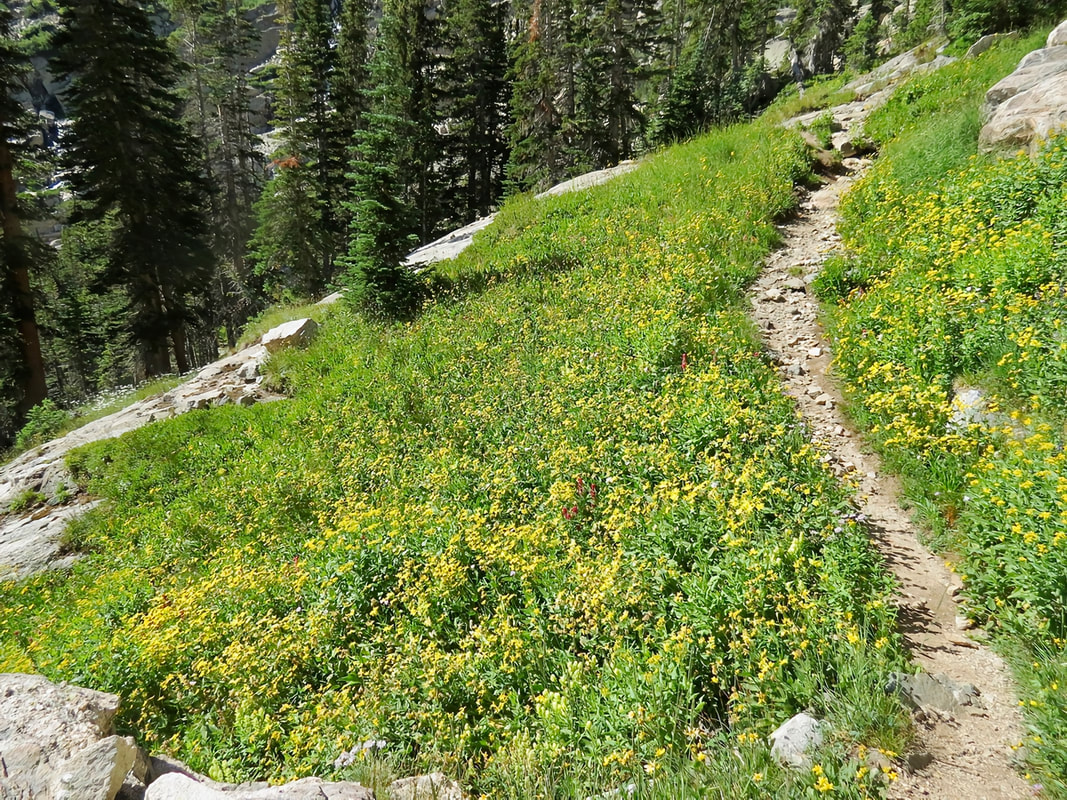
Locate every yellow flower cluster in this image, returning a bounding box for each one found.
[0,122,904,794]
[828,133,1067,788]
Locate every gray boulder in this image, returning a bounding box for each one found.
[980,30,1067,153]
[966,31,1018,59]
[886,671,980,713]
[261,318,319,353]
[768,712,828,769]
[0,673,137,800]
[980,72,1067,153]
[144,774,375,800]
[983,44,1067,110]
[1048,18,1067,47]
[389,773,465,800]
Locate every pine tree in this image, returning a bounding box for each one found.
[572,0,661,167]
[335,0,373,136]
[440,0,511,222]
[650,0,776,143]
[507,0,579,190]
[51,0,214,377]
[342,12,421,318]
[172,0,265,347]
[0,0,47,425]
[250,0,349,300]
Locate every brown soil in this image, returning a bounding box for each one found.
[750,126,1031,797]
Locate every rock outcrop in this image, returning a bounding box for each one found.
[0,673,138,800]
[979,19,1067,153]
[844,42,956,100]
[143,774,375,800]
[0,319,321,581]
[261,318,319,354]
[388,773,465,800]
[0,674,473,800]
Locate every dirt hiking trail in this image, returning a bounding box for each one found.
[752,106,1030,797]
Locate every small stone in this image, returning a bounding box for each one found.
[784,277,806,292]
[955,614,973,631]
[905,752,935,773]
[805,385,822,398]
[769,713,829,769]
[807,346,823,358]
[763,288,786,303]
[815,393,835,407]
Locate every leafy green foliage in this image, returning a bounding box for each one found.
[1,121,909,797]
[822,39,1067,793]
[13,398,67,452]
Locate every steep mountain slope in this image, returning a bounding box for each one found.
[2,24,1067,799]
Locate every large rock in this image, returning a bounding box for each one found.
[0,337,275,580]
[983,44,1067,109]
[0,500,100,581]
[980,74,1067,153]
[966,31,1019,59]
[980,28,1067,153]
[844,43,955,99]
[0,673,137,800]
[261,318,319,353]
[886,671,980,713]
[144,774,375,800]
[1048,18,1067,47]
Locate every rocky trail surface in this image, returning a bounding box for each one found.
[754,97,1030,797]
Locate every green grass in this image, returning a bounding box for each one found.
[762,74,857,124]
[0,121,910,797]
[1,376,185,470]
[818,28,1067,798]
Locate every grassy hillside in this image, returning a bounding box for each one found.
[815,32,1067,796]
[1,122,910,796]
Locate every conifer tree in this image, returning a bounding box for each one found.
[572,0,661,166]
[651,0,775,143]
[172,0,264,347]
[440,0,511,222]
[343,10,421,318]
[0,0,47,430]
[335,0,373,136]
[250,0,343,299]
[52,0,214,377]
[507,0,579,190]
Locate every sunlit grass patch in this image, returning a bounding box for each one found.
[0,118,909,797]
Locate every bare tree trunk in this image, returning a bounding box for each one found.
[0,139,47,415]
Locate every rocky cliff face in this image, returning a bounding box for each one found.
[12,0,281,132]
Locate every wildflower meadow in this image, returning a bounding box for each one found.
[1,120,909,797]
[818,37,1067,795]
